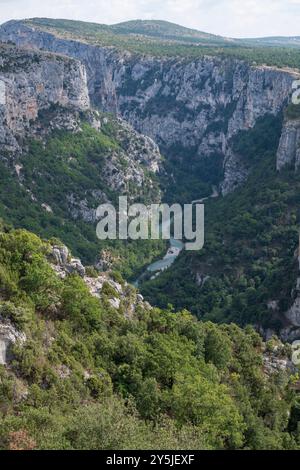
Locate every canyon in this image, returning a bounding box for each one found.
[1,17,300,450]
[1,20,300,196]
[1,19,300,341]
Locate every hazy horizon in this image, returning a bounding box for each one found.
[0,0,299,39]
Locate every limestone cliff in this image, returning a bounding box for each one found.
[0,42,89,156]
[1,20,300,193]
[280,246,300,342]
[276,117,300,170]
[0,42,162,235]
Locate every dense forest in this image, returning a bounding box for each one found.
[141,113,300,329]
[0,225,299,450]
[0,109,165,278]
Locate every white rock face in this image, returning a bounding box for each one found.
[0,42,162,219]
[50,245,86,278]
[0,320,26,365]
[49,242,150,317]
[0,42,89,155]
[263,354,293,375]
[41,203,53,213]
[285,295,300,327]
[221,148,250,195]
[276,118,300,170]
[1,21,298,194]
[0,79,6,105]
[109,298,121,309]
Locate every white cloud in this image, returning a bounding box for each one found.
[0,0,299,38]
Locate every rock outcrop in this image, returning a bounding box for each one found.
[263,348,295,376]
[280,246,300,342]
[49,243,150,317]
[0,319,26,365]
[0,42,89,156]
[0,41,163,233]
[50,244,86,277]
[1,20,300,193]
[276,117,300,170]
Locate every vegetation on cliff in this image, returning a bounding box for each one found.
[0,108,164,276]
[141,113,300,331]
[0,18,300,451]
[23,18,300,70]
[0,226,299,450]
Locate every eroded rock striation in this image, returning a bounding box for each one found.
[1,20,300,192]
[277,117,300,170]
[0,42,89,156]
[0,41,163,229]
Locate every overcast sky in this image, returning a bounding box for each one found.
[0,0,299,38]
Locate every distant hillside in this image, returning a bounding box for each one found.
[110,19,225,43]
[19,17,300,49]
[20,17,228,45]
[3,18,294,70]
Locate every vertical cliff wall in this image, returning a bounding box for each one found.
[1,21,299,193]
[0,42,90,155]
[277,117,300,170]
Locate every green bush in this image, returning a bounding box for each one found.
[0,227,298,450]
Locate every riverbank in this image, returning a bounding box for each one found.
[133,186,219,287]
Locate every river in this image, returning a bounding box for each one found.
[133,186,219,287]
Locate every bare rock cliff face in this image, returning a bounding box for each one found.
[276,118,300,170]
[1,21,299,192]
[0,42,90,156]
[0,42,162,224]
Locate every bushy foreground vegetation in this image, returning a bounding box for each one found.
[0,226,299,450]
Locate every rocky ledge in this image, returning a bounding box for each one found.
[0,42,89,156]
[49,244,150,318]
[0,318,26,365]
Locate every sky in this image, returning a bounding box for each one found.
[0,0,299,38]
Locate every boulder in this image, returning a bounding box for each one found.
[0,319,26,365]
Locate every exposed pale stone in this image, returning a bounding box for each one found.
[1,20,298,194]
[49,245,85,277]
[0,319,26,365]
[55,365,71,379]
[65,258,86,278]
[0,41,90,156]
[15,164,23,178]
[285,297,300,327]
[51,245,69,266]
[276,119,300,170]
[195,272,210,288]
[267,301,279,312]
[0,79,6,105]
[109,298,121,309]
[263,354,293,375]
[41,203,53,213]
